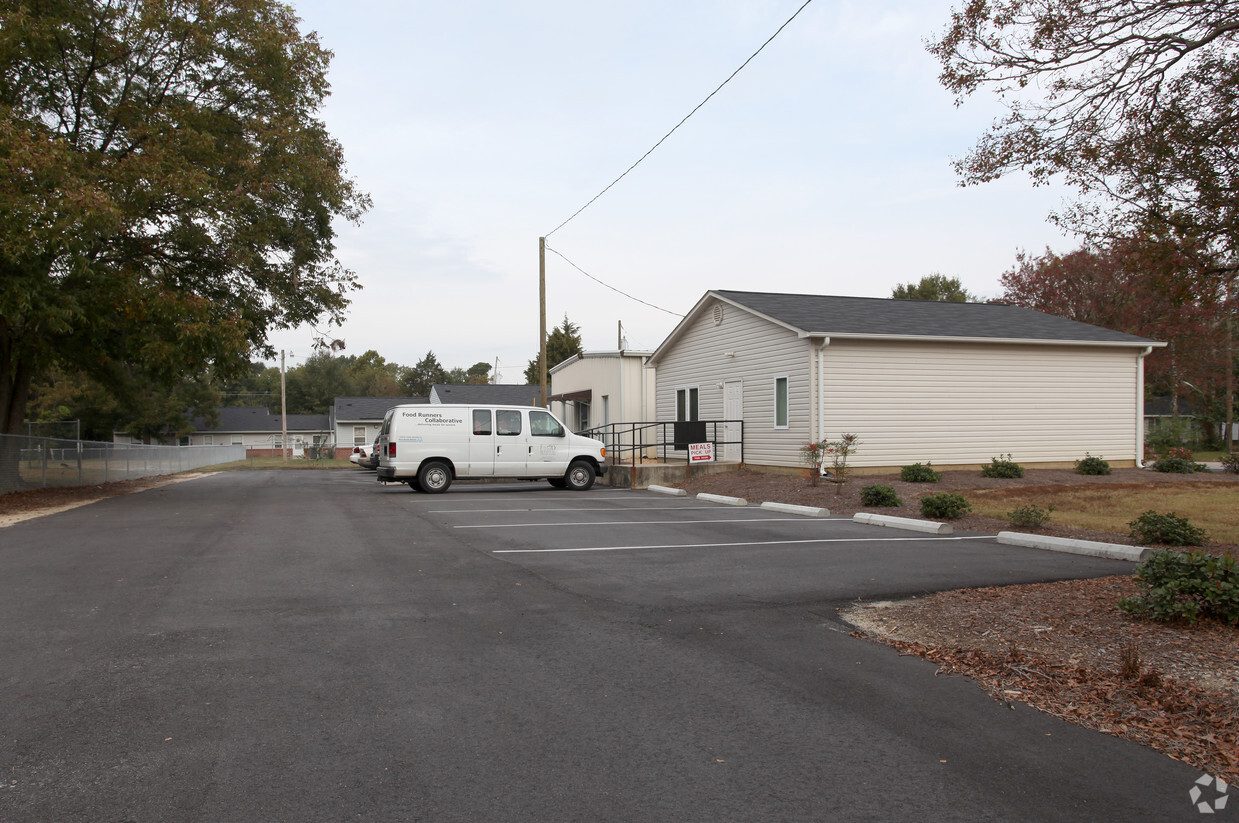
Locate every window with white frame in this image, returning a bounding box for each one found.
[676,386,699,421]
[231,434,243,445]
[203,435,214,445]
[353,426,366,445]
[774,376,789,429]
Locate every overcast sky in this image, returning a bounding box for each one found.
[267,0,1077,382]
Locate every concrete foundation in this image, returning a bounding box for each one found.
[602,461,743,489]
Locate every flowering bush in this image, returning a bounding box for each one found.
[801,434,860,493]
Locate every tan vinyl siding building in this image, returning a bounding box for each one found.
[648,290,1163,471]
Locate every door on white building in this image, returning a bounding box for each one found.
[723,380,743,462]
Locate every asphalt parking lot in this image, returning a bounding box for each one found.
[0,470,1218,822]
[399,480,1134,608]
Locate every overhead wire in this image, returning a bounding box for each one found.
[543,244,684,318]
[544,0,817,239]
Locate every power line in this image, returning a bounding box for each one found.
[545,0,817,238]
[544,245,684,318]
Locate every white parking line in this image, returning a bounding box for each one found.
[457,517,855,529]
[428,506,721,514]
[493,535,997,553]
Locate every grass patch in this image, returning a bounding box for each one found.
[966,482,1239,545]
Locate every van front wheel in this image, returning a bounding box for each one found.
[565,461,596,491]
[418,461,452,494]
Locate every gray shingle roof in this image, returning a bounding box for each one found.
[332,396,427,421]
[714,290,1159,345]
[191,407,330,433]
[430,384,542,405]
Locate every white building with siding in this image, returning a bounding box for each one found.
[548,351,655,432]
[647,290,1165,471]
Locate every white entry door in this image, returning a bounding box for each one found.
[723,380,743,462]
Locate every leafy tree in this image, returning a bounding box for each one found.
[0,0,368,487]
[283,351,354,415]
[445,362,493,385]
[218,363,280,409]
[350,350,404,397]
[27,365,218,442]
[402,351,448,397]
[525,316,583,384]
[892,274,976,303]
[928,1,1239,258]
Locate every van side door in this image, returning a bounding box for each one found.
[466,409,496,477]
[494,409,527,476]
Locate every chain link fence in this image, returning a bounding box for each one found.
[0,433,246,494]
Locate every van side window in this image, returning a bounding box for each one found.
[496,410,522,436]
[472,410,492,435]
[530,410,564,437]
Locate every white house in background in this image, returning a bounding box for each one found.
[182,407,331,456]
[330,397,426,458]
[548,350,656,432]
[646,290,1165,472]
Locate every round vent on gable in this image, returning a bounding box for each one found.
[712,304,724,325]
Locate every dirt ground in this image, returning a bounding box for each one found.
[3,467,1237,781]
[675,466,1239,782]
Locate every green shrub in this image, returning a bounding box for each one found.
[859,485,901,507]
[920,492,971,519]
[1118,550,1239,625]
[1222,452,1239,474]
[981,454,1024,478]
[1074,454,1111,476]
[1008,503,1054,528]
[900,462,941,483]
[1151,456,1197,474]
[1128,511,1207,546]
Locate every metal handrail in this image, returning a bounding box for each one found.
[580,420,744,466]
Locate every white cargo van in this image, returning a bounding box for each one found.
[376,404,608,493]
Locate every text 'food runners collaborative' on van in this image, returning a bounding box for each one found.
[376,405,608,493]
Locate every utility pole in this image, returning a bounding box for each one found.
[280,350,289,463]
[539,237,547,407]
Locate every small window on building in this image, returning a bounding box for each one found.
[202,435,214,445]
[353,426,366,445]
[230,434,242,445]
[496,410,522,436]
[774,376,789,429]
[676,386,699,422]
[577,402,590,431]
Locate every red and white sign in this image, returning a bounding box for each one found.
[688,442,714,463]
